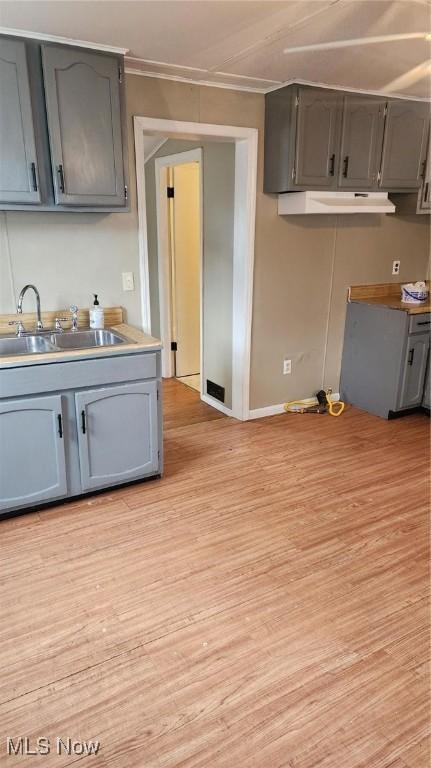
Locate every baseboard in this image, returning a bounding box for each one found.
[201,393,233,417]
[248,393,341,420]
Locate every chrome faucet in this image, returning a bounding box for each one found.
[69,304,79,331]
[17,284,43,330]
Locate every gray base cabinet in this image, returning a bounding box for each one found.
[0,394,67,510]
[340,303,430,419]
[75,382,159,491]
[0,350,162,516]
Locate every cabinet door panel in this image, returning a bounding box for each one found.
[339,96,385,189]
[380,101,429,189]
[75,382,158,491]
[398,334,430,409]
[0,39,40,204]
[294,89,341,188]
[41,45,125,206]
[0,394,66,512]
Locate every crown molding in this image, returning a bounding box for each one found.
[0,27,128,54]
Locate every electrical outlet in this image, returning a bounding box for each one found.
[283,359,292,375]
[392,260,400,276]
[122,272,134,291]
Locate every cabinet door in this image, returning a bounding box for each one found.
[380,101,430,190]
[0,39,40,204]
[294,89,342,188]
[0,394,66,512]
[398,334,430,409]
[338,95,385,189]
[422,357,430,409]
[75,382,159,491]
[41,45,125,207]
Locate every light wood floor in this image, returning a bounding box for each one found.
[1,379,429,767]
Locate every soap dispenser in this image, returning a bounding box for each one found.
[90,294,104,329]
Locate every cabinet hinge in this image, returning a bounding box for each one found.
[118,67,123,84]
[383,104,388,117]
[295,94,299,107]
[124,185,128,200]
[291,166,296,181]
[377,170,382,183]
[167,186,175,198]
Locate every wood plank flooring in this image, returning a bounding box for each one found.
[0,380,429,767]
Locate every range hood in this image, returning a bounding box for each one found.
[278,191,396,215]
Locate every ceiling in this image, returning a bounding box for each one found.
[0,0,430,98]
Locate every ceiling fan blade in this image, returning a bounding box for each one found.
[283,32,430,54]
[384,59,431,92]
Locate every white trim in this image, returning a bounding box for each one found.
[144,138,168,164]
[134,116,258,421]
[0,27,128,54]
[125,68,268,94]
[134,128,152,334]
[155,148,203,379]
[125,68,430,102]
[248,404,286,420]
[201,394,233,417]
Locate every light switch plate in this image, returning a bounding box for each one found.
[122,272,134,291]
[283,359,292,375]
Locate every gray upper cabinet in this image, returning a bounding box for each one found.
[0,38,40,204]
[338,95,385,189]
[0,394,67,511]
[41,45,126,207]
[75,381,159,491]
[379,101,430,190]
[264,83,430,196]
[294,88,342,189]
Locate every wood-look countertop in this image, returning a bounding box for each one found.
[0,323,161,370]
[348,282,431,315]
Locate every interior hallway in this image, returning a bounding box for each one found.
[0,381,429,767]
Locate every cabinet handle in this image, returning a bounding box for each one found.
[417,320,431,326]
[57,414,63,438]
[30,162,38,192]
[408,349,415,366]
[329,153,335,177]
[424,182,429,203]
[343,156,349,178]
[421,160,426,178]
[81,410,86,434]
[57,164,65,193]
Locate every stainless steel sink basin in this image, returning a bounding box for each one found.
[51,329,128,350]
[0,335,56,356]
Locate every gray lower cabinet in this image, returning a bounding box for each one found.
[340,303,430,418]
[379,101,429,190]
[0,350,162,516]
[294,88,341,189]
[0,38,41,204]
[42,45,126,207]
[338,95,385,190]
[75,382,159,491]
[423,360,430,410]
[0,394,67,512]
[398,333,430,409]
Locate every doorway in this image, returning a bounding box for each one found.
[155,149,203,395]
[134,116,258,421]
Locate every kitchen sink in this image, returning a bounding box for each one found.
[51,329,128,349]
[0,335,56,356]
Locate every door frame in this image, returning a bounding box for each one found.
[134,116,258,421]
[154,149,203,385]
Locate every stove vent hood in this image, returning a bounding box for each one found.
[278,191,396,215]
